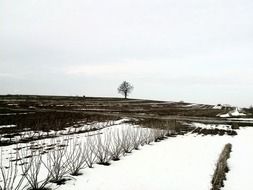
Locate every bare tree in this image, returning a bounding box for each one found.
[117,81,134,99]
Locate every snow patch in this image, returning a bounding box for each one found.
[213,105,222,109]
[190,122,231,130]
[0,124,16,129]
[219,108,246,118]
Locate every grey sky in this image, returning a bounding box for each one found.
[1,0,253,107]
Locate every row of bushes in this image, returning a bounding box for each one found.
[0,125,170,190]
[0,111,119,137]
[192,128,237,136]
[0,120,116,146]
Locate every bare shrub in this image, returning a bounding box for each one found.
[160,129,168,139]
[131,128,146,150]
[121,128,134,154]
[43,141,69,185]
[85,136,97,168]
[94,133,112,166]
[143,129,155,145]
[136,118,179,136]
[0,148,26,190]
[131,129,140,150]
[108,130,123,161]
[153,129,167,142]
[139,129,151,146]
[65,139,87,176]
[19,144,51,190]
[153,129,162,142]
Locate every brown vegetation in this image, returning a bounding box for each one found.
[211,143,232,190]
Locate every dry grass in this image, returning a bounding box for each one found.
[211,143,232,190]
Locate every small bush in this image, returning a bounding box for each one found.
[211,143,232,190]
[44,141,70,185]
[0,147,26,190]
[85,136,97,168]
[121,128,134,154]
[108,130,123,161]
[94,133,112,166]
[19,144,52,190]
[65,139,87,176]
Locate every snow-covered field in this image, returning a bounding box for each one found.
[1,119,253,190]
[223,127,253,190]
[58,133,233,190]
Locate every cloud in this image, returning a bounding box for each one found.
[0,73,21,79]
[64,60,163,76]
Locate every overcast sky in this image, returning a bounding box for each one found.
[1,0,253,107]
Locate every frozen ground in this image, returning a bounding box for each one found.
[1,120,253,190]
[57,132,233,190]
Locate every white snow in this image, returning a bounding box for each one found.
[57,133,232,190]
[2,120,253,190]
[183,103,197,107]
[7,103,18,106]
[183,103,203,108]
[190,122,231,130]
[219,113,230,118]
[0,112,31,116]
[222,127,253,190]
[0,124,16,129]
[219,108,246,118]
[228,118,253,121]
[213,105,222,109]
